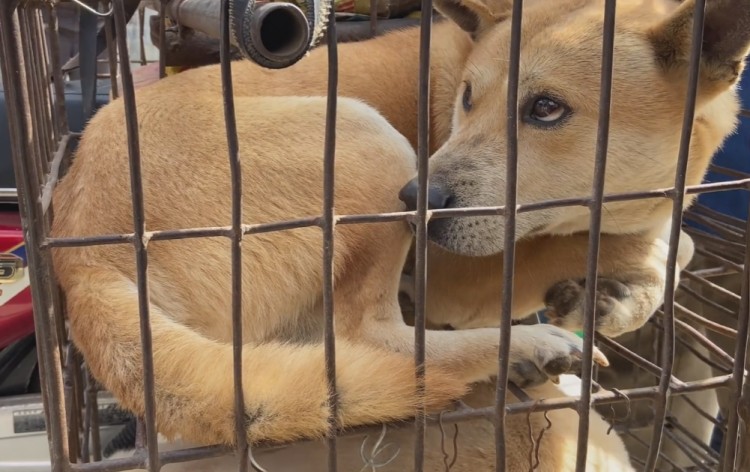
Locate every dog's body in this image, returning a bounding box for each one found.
[50,0,750,469]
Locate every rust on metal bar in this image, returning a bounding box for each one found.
[322,5,340,471]
[112,0,161,468]
[644,0,707,468]
[575,1,617,469]
[413,0,433,470]
[446,375,733,423]
[495,1,524,471]
[41,178,750,250]
[218,0,251,469]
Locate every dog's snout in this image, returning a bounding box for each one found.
[398,178,453,211]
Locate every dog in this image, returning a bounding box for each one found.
[49,0,750,469]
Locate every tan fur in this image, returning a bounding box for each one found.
[52,94,605,448]
[116,376,635,472]
[49,0,750,467]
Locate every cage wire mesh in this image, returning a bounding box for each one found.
[0,0,749,471]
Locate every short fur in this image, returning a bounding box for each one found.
[50,0,750,467]
[115,376,635,471]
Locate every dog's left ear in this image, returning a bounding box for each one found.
[433,0,510,39]
[648,0,750,90]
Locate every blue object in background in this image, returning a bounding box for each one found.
[689,65,750,226]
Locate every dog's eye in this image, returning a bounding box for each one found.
[462,82,472,112]
[527,97,569,125]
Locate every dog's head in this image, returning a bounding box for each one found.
[409,0,750,256]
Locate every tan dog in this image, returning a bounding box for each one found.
[49,0,750,468]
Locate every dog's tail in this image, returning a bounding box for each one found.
[63,265,467,446]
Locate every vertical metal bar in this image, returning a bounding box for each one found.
[494,1,522,470]
[574,1,616,470]
[643,0,706,469]
[17,10,47,190]
[0,2,70,470]
[158,0,166,78]
[322,6,339,472]
[86,371,103,462]
[720,200,750,472]
[413,0,432,470]
[79,3,98,122]
[369,0,377,37]
[42,4,69,140]
[218,1,250,471]
[64,344,83,462]
[138,3,147,66]
[28,9,54,176]
[112,0,160,469]
[35,9,55,168]
[104,1,119,99]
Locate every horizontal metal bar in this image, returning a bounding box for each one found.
[40,177,750,249]
[439,375,734,423]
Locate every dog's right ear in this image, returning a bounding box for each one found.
[433,0,509,39]
[648,0,750,93]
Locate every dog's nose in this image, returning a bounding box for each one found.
[398,178,452,212]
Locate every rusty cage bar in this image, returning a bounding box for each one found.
[1,0,749,471]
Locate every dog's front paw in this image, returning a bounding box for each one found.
[508,324,608,388]
[543,232,694,338]
[543,276,648,338]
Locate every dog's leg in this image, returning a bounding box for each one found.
[334,237,608,388]
[421,229,692,338]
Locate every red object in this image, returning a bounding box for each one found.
[0,210,34,349]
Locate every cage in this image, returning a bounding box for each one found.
[0,0,749,471]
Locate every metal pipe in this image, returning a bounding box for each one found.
[167,0,311,69]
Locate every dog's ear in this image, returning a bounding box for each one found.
[433,0,509,39]
[648,0,750,89]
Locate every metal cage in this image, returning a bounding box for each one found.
[1,0,749,471]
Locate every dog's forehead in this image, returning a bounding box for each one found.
[474,0,680,55]
[466,0,680,101]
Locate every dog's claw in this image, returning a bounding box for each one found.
[508,324,609,388]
